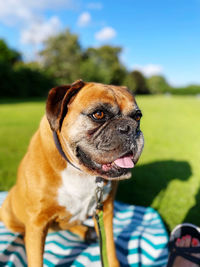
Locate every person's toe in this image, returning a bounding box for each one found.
[184,235,192,247]
[191,238,200,247]
[179,236,187,247]
[176,238,181,246]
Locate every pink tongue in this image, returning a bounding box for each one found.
[114,156,134,168]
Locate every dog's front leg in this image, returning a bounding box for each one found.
[25,224,48,267]
[102,197,120,267]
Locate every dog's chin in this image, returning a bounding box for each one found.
[75,146,134,180]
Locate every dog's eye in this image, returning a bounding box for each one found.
[92,110,105,121]
[131,110,142,122]
[135,114,141,122]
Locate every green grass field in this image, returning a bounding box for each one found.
[0,96,200,231]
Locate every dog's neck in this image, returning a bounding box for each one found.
[53,131,106,186]
[53,131,81,171]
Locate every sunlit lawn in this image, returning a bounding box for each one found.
[117,95,200,231]
[0,95,200,231]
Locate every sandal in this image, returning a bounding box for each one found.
[167,223,200,267]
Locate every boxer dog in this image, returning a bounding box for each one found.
[0,80,144,267]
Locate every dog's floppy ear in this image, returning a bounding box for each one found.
[46,79,85,131]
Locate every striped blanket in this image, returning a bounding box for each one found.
[0,192,168,267]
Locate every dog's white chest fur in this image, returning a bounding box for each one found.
[57,166,111,222]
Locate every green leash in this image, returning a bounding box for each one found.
[95,177,109,267]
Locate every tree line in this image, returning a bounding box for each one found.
[0,29,200,98]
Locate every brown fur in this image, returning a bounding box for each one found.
[0,80,144,267]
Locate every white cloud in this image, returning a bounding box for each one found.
[87,2,103,10]
[24,0,75,9]
[21,16,61,45]
[0,2,33,26]
[0,0,74,13]
[0,0,72,50]
[132,64,163,77]
[0,0,74,26]
[77,12,91,27]
[95,27,116,41]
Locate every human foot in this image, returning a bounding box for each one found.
[167,223,200,267]
[173,235,200,267]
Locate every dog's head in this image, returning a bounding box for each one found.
[46,80,144,180]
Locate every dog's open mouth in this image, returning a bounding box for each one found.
[76,147,135,179]
[102,152,134,171]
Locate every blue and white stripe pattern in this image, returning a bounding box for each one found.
[0,192,169,266]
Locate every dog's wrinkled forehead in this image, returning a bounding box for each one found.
[46,80,138,132]
[69,83,137,114]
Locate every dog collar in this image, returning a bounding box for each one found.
[53,131,81,171]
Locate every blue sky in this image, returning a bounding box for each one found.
[0,0,200,86]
